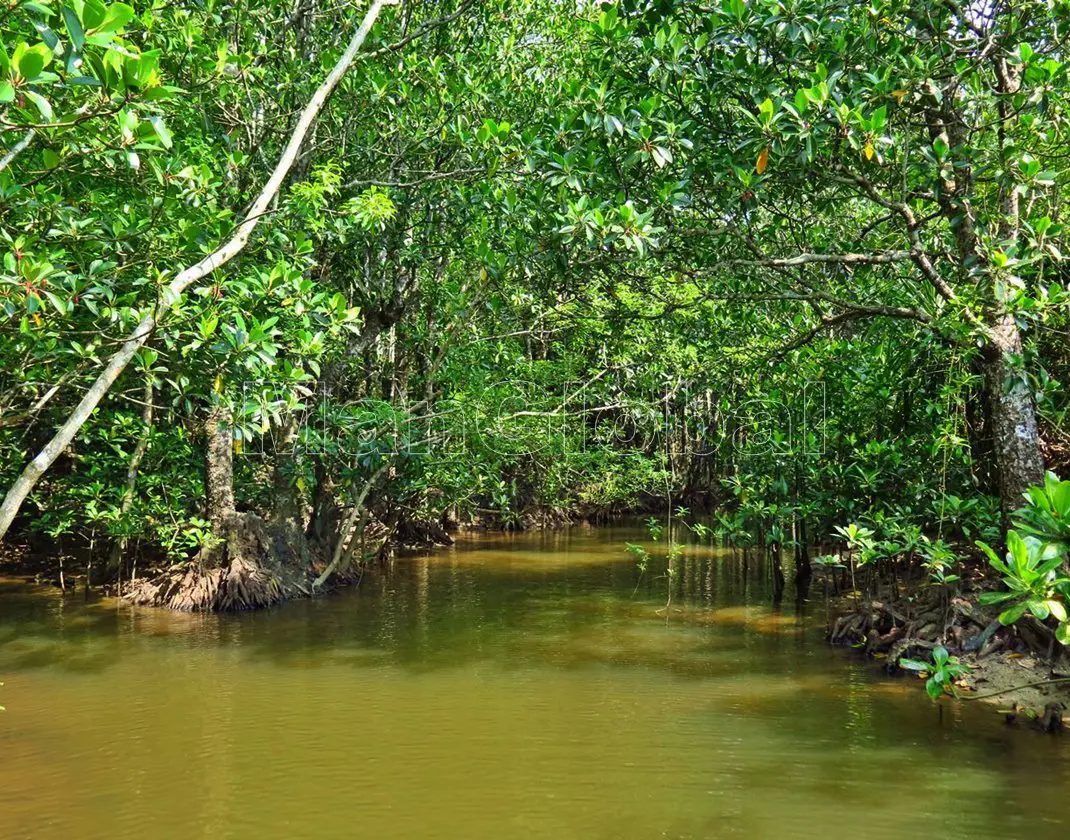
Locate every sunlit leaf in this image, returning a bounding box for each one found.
[755,146,769,174]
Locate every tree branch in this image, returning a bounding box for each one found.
[0,130,35,175]
[718,249,914,268]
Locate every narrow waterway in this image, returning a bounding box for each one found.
[1,524,1067,840]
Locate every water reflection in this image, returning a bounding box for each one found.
[0,525,1067,840]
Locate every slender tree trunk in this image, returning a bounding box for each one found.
[983,317,1045,512]
[205,402,237,559]
[0,0,394,541]
[271,416,303,529]
[792,459,810,586]
[982,57,1043,511]
[306,456,335,543]
[921,53,1044,513]
[313,462,389,589]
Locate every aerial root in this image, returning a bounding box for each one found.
[123,556,284,611]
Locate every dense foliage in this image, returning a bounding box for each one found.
[2,0,1070,608]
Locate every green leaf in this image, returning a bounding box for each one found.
[978,590,1016,605]
[975,539,1005,571]
[1007,529,1027,567]
[33,21,59,51]
[999,601,1028,625]
[0,81,13,104]
[43,289,66,313]
[17,44,51,80]
[98,3,135,34]
[1029,599,1051,620]
[62,6,86,51]
[925,678,944,700]
[148,115,172,149]
[599,5,618,32]
[23,90,53,121]
[82,0,107,30]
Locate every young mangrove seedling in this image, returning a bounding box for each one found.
[900,645,969,700]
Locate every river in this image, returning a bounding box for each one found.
[1,524,1068,839]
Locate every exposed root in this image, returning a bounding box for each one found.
[123,512,299,611]
[217,555,284,610]
[827,581,1070,730]
[122,508,453,612]
[395,517,454,547]
[124,555,287,612]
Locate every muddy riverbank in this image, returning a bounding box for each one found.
[829,588,1070,730]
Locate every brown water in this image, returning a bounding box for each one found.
[1,524,1068,840]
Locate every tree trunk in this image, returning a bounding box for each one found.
[983,316,1045,513]
[124,403,299,611]
[271,417,303,530]
[921,53,1043,514]
[981,55,1043,511]
[205,402,236,557]
[313,462,389,589]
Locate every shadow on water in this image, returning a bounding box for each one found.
[0,583,130,674]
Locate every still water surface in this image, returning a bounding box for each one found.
[1,525,1069,839]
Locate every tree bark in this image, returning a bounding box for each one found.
[205,402,237,539]
[983,316,1045,512]
[271,416,302,530]
[918,45,1044,513]
[981,51,1043,512]
[0,0,395,541]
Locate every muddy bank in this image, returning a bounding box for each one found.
[829,587,1070,731]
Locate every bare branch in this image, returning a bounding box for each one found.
[0,130,34,175]
[345,167,485,190]
[718,250,914,268]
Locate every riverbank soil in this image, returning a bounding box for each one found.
[830,584,1070,730]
